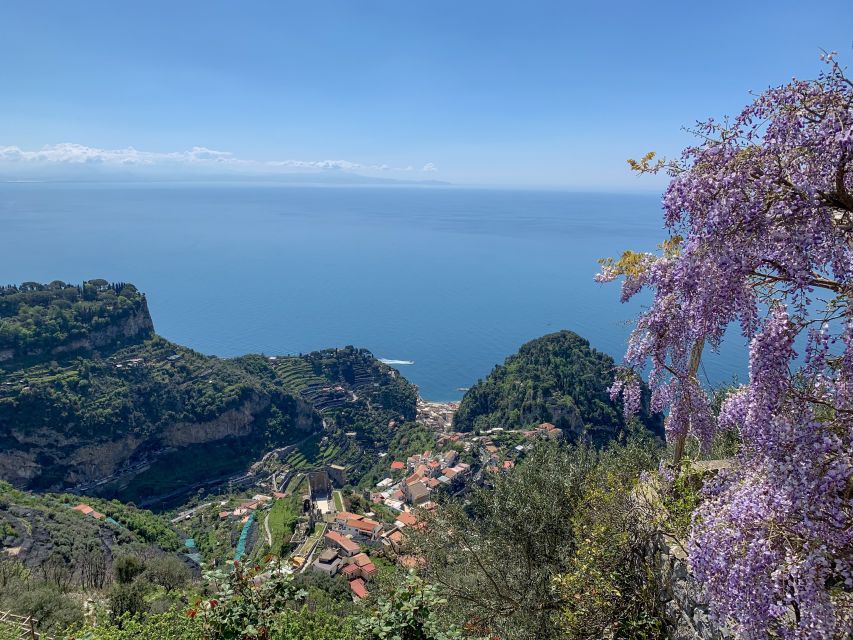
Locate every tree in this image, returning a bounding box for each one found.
[145,555,190,593]
[599,55,853,638]
[114,555,146,585]
[77,545,109,590]
[410,440,658,640]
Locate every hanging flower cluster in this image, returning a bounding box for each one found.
[599,55,853,638]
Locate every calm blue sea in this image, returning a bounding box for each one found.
[0,183,746,400]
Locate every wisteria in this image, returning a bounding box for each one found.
[598,56,853,638]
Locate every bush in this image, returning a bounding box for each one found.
[109,581,148,622]
[114,555,145,585]
[358,574,464,640]
[411,438,661,639]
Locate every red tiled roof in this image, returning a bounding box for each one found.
[341,564,359,577]
[404,473,422,485]
[395,512,418,527]
[335,511,361,522]
[361,562,377,576]
[72,504,94,515]
[350,578,369,599]
[442,467,458,478]
[353,552,371,566]
[390,461,405,470]
[325,531,360,554]
[90,511,106,520]
[347,518,380,534]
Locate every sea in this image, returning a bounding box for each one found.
[0,182,747,401]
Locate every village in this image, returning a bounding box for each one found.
[68,409,566,603]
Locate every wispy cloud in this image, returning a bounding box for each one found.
[0,143,437,174]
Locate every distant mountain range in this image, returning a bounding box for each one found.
[0,164,451,186]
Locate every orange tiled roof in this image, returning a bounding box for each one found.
[349,578,369,599]
[325,531,360,554]
[347,518,380,534]
[395,512,418,527]
[335,511,360,522]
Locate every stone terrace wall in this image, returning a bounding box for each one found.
[649,531,728,640]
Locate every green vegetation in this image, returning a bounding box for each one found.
[68,564,462,640]
[0,481,174,578]
[0,281,417,502]
[82,496,182,550]
[0,280,151,365]
[454,330,663,441]
[411,437,662,640]
[262,496,300,556]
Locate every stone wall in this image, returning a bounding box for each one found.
[649,531,728,640]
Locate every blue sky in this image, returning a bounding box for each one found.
[1,1,851,188]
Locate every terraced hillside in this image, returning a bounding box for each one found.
[0,281,418,503]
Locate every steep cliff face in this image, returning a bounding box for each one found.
[0,281,155,367]
[49,299,154,356]
[0,281,418,502]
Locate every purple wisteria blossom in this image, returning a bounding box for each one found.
[599,56,853,638]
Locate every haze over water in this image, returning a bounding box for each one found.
[0,182,745,400]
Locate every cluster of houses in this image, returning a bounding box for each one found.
[312,508,426,600]
[218,493,277,523]
[415,398,459,432]
[369,450,472,513]
[311,512,384,599]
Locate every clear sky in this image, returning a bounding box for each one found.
[1,1,851,189]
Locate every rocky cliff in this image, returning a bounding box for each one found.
[0,281,417,503]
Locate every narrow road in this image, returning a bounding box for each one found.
[264,513,272,547]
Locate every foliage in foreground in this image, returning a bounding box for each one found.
[601,55,853,638]
[411,438,662,640]
[66,564,463,640]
